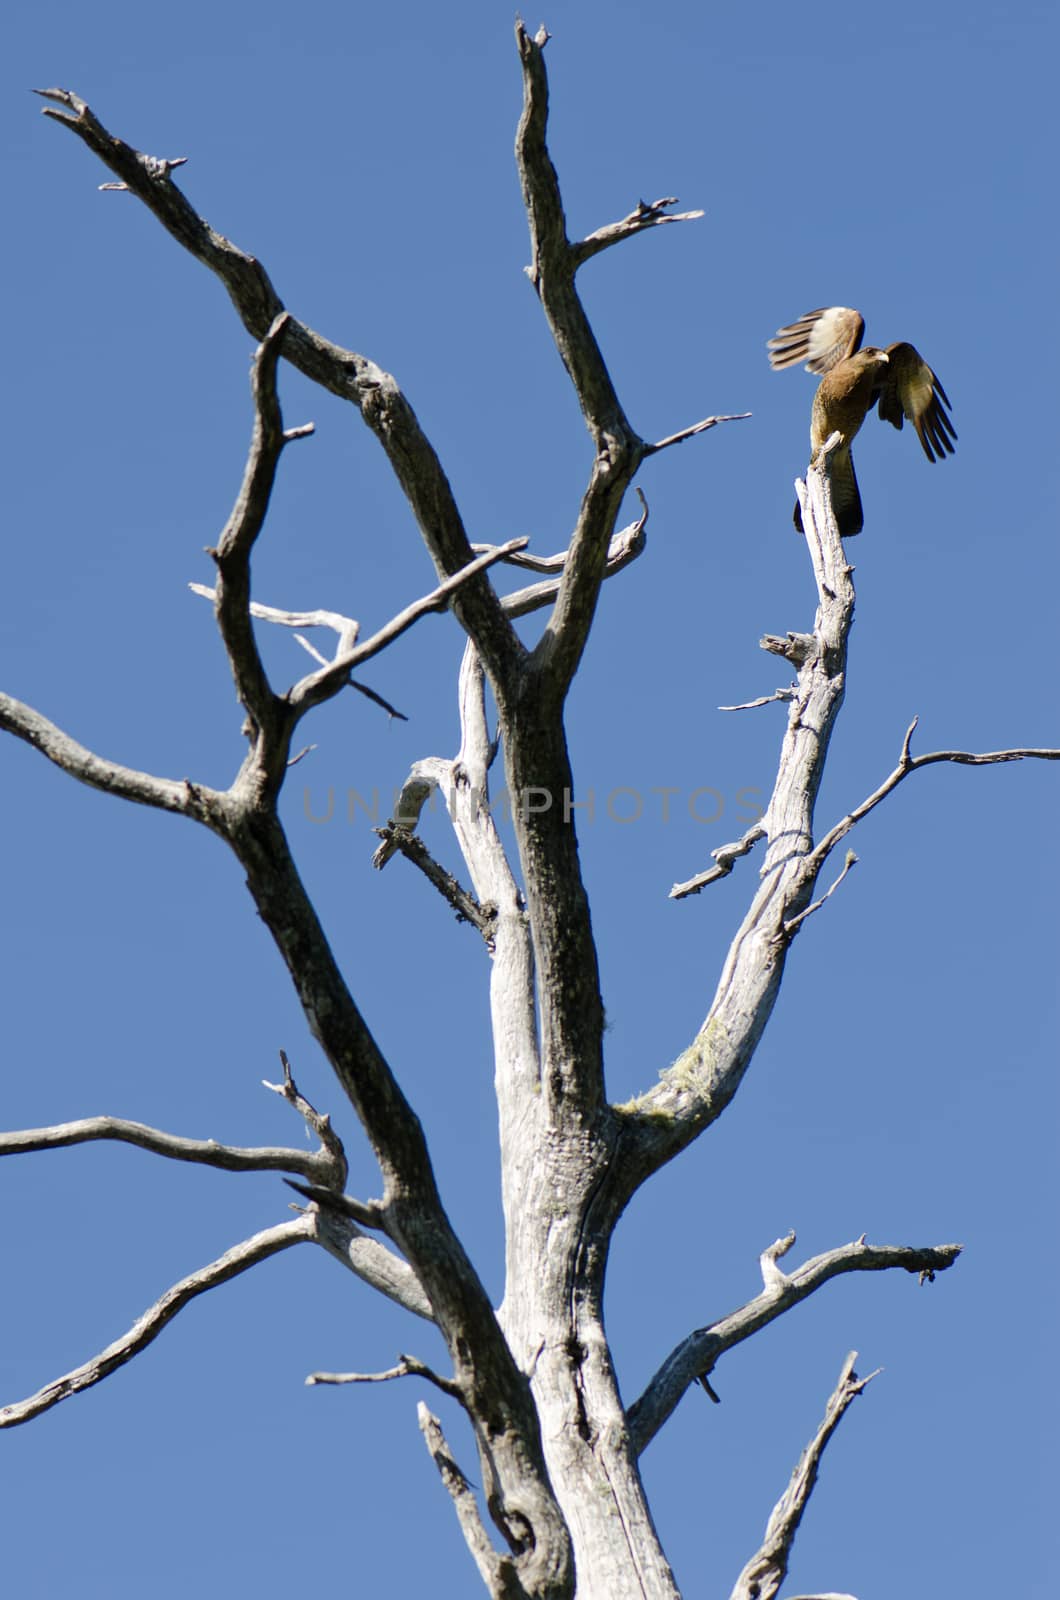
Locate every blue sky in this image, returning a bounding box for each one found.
[2,2,1056,1596]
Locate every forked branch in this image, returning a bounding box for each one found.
[514,23,742,701]
[497,501,648,621]
[472,494,647,586]
[35,86,522,687]
[264,1047,348,1177]
[26,104,555,1494]
[0,1114,341,1185]
[809,716,1060,875]
[570,195,704,269]
[627,1233,960,1455]
[287,540,530,720]
[373,502,651,934]
[514,22,632,439]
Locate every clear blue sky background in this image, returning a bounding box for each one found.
[2,3,1056,1596]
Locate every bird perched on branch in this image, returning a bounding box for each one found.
[767,306,956,537]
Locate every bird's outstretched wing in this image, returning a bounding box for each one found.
[767,306,864,373]
[878,342,957,462]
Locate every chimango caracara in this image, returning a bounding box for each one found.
[767,306,956,536]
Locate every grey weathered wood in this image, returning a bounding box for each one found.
[728,1352,878,1600]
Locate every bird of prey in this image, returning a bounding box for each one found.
[767,306,956,536]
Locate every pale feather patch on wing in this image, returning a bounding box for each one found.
[767,306,864,373]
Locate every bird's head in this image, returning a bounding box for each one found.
[846,347,891,397]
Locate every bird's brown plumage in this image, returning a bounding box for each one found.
[767,306,956,536]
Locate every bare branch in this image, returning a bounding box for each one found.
[202,436,528,769]
[262,1048,348,1180]
[810,723,1060,875]
[198,542,525,734]
[447,643,540,1079]
[761,631,816,666]
[307,1360,413,1386]
[627,1234,961,1456]
[669,822,767,898]
[379,644,541,1354]
[571,196,705,269]
[469,544,567,575]
[514,24,735,710]
[472,495,647,580]
[307,1352,462,1401]
[284,1180,389,1232]
[0,1218,314,1428]
[377,650,529,984]
[189,582,360,649]
[617,452,863,1172]
[670,865,729,899]
[514,20,657,704]
[514,23,634,441]
[418,1403,525,1600]
[512,26,743,1149]
[369,656,517,951]
[499,500,648,620]
[346,679,409,722]
[212,803,567,1576]
[783,851,858,936]
[0,692,221,820]
[287,539,529,719]
[728,1352,879,1600]
[643,412,751,456]
[35,87,523,686]
[209,312,300,759]
[34,84,283,332]
[371,825,497,944]
[308,1363,410,1385]
[759,1230,797,1290]
[672,681,1060,940]
[307,1207,435,1322]
[198,541,528,714]
[528,461,640,696]
[0,1114,340,1185]
[719,687,797,713]
[371,761,447,867]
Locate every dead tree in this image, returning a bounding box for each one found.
[1,24,1056,1600]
